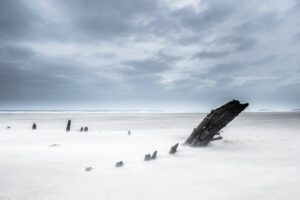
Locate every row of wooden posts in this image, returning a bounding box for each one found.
[30,119,180,168]
[31,120,88,132]
[115,143,179,168]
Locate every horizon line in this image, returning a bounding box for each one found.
[0,109,299,113]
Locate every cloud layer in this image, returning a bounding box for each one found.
[0,0,299,110]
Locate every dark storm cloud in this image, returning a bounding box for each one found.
[0,45,119,106]
[0,0,41,41]
[0,0,299,110]
[0,45,34,61]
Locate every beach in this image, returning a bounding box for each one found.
[0,112,299,200]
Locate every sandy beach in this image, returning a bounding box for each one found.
[0,112,299,200]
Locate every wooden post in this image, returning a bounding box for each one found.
[32,123,37,130]
[169,143,179,154]
[151,150,157,159]
[66,120,71,132]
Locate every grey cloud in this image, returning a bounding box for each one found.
[205,62,245,76]
[121,51,181,76]
[155,51,183,62]
[235,12,279,35]
[290,0,300,12]
[122,58,171,76]
[192,35,257,60]
[218,35,257,51]
[53,0,159,40]
[0,0,43,42]
[166,72,297,109]
[92,52,116,59]
[0,48,122,106]
[0,45,34,61]
[172,1,236,33]
[0,0,161,43]
[192,50,230,59]
[294,32,300,41]
[175,35,202,46]
[0,0,300,110]
[249,55,277,65]
[199,55,279,78]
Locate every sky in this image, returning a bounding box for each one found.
[0,0,300,111]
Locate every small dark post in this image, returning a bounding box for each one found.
[84,127,88,132]
[80,127,83,132]
[66,120,71,132]
[32,123,37,130]
[144,154,151,161]
[151,150,157,159]
[115,161,124,167]
[85,167,93,172]
[169,143,179,154]
[128,130,131,135]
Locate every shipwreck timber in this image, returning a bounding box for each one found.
[185,100,248,146]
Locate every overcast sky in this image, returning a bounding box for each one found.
[0,0,300,111]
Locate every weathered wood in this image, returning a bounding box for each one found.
[185,100,248,146]
[115,161,124,167]
[32,123,36,130]
[85,167,93,172]
[66,120,71,132]
[151,150,157,159]
[144,154,151,161]
[169,143,179,154]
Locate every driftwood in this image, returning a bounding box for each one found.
[184,100,248,146]
[169,143,179,154]
[66,120,71,132]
